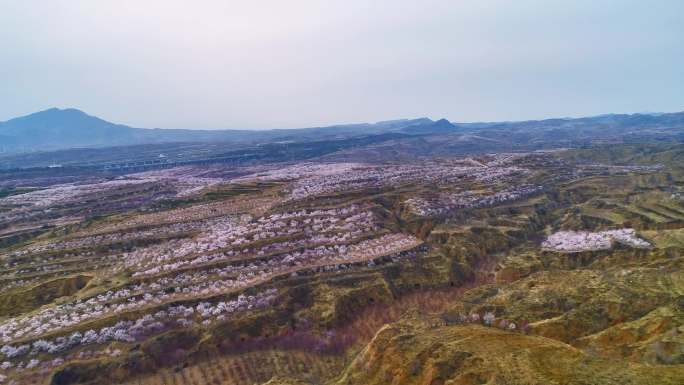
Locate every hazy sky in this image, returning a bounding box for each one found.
[1,0,683,129]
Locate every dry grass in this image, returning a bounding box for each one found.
[124,350,344,385]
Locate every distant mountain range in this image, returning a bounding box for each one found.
[0,108,458,154]
[0,107,683,169]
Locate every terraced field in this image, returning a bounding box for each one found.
[1,145,683,385]
[128,350,346,385]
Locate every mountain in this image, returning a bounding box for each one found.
[0,108,142,152]
[0,108,270,153]
[454,111,684,133]
[0,108,456,154]
[1,107,683,161]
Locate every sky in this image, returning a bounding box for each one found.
[1,0,683,129]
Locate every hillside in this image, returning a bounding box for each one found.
[0,144,683,385]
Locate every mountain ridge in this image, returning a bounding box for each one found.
[2,107,684,155]
[0,108,453,154]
